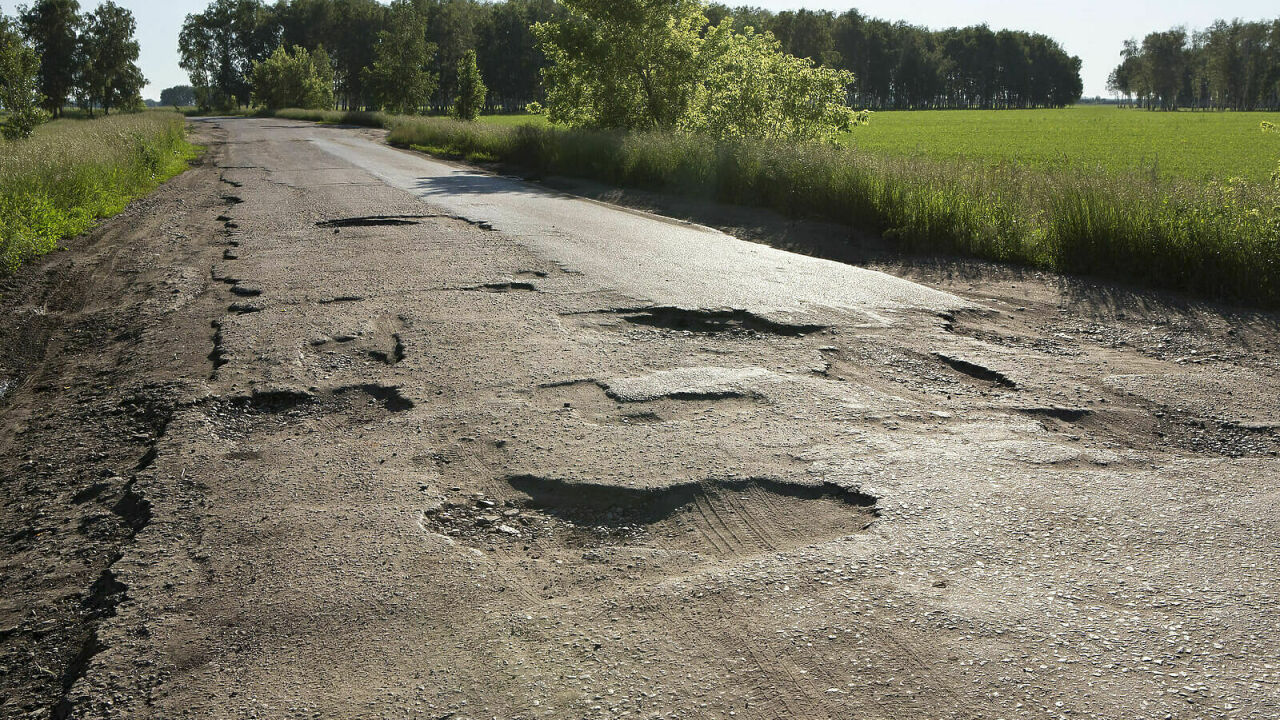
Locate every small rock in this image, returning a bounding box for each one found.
[497,524,521,537]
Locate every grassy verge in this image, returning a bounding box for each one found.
[269,108,1280,307]
[0,112,198,273]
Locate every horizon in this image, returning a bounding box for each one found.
[2,0,1276,102]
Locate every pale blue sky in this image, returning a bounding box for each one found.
[2,0,1276,100]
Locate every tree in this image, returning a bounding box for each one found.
[1,14,47,139]
[17,0,80,117]
[250,44,333,109]
[474,0,563,111]
[275,0,386,109]
[534,0,862,139]
[534,0,706,130]
[79,1,144,115]
[1110,19,1280,112]
[179,0,277,110]
[453,48,487,119]
[534,1,863,139]
[160,84,196,107]
[426,0,484,113]
[360,0,437,114]
[687,20,862,140]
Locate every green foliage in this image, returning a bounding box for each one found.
[534,0,707,131]
[160,85,196,107]
[687,20,866,141]
[453,49,487,120]
[1,15,47,139]
[17,0,80,118]
[360,0,437,114]
[273,107,387,126]
[250,44,333,110]
[1111,19,1280,111]
[180,0,277,111]
[0,111,196,273]
[78,1,145,115]
[533,0,864,141]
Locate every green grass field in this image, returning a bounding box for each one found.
[481,106,1280,183]
[843,106,1280,183]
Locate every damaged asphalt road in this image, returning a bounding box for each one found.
[1,117,1279,719]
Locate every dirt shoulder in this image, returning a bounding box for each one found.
[0,123,230,717]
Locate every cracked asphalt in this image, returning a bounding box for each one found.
[1,117,1279,720]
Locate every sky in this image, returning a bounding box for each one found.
[1,0,1276,100]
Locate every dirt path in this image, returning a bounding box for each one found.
[1,118,1278,720]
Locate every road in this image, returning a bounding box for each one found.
[1,117,1279,719]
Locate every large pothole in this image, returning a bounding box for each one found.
[423,475,877,558]
[209,384,416,437]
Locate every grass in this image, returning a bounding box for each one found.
[478,113,551,129]
[843,105,1280,183]
[0,112,198,273]
[268,106,1280,307]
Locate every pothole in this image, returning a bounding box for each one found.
[533,378,761,425]
[209,384,415,435]
[367,333,406,365]
[595,306,827,337]
[424,475,877,558]
[1018,406,1091,422]
[316,215,429,228]
[473,282,537,293]
[933,353,1018,388]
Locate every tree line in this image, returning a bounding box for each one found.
[176,0,1083,114]
[179,0,561,113]
[4,0,146,119]
[705,6,1083,109]
[1108,19,1280,110]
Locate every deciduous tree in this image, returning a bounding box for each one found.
[17,0,80,117]
[0,14,47,138]
[360,0,437,114]
[160,84,196,107]
[534,0,862,140]
[79,1,145,115]
[250,44,333,109]
[452,48,486,119]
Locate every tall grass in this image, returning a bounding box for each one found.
[273,108,390,126]
[273,109,1280,307]
[0,112,197,273]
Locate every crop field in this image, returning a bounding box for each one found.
[843,106,1280,183]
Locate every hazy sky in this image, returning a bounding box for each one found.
[2,0,1276,100]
